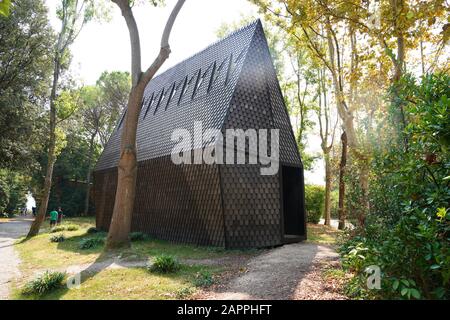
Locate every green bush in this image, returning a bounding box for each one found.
[305,185,325,223]
[50,226,65,233]
[49,233,65,243]
[339,74,450,300]
[22,271,66,296]
[65,224,79,231]
[194,270,214,287]
[149,255,181,274]
[79,237,104,250]
[50,224,79,233]
[130,232,145,241]
[175,287,194,299]
[87,227,99,234]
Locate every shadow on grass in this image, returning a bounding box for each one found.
[19,250,221,300]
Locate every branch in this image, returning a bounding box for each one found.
[140,0,186,87]
[113,0,142,87]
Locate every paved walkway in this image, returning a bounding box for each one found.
[0,216,32,299]
[197,242,343,300]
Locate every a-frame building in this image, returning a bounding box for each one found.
[94,20,306,248]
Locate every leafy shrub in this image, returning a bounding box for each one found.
[50,224,79,233]
[22,271,66,296]
[79,237,104,250]
[87,227,99,234]
[194,270,214,287]
[49,233,65,243]
[175,287,194,299]
[50,226,65,233]
[148,255,181,273]
[129,232,145,241]
[65,224,79,231]
[339,74,450,300]
[305,185,325,223]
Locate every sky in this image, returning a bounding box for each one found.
[42,0,325,189]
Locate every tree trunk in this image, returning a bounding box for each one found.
[83,131,96,216]
[27,58,60,238]
[324,153,332,226]
[106,0,185,249]
[106,87,144,248]
[358,162,370,227]
[338,131,347,230]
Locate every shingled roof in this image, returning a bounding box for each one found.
[95,20,300,171]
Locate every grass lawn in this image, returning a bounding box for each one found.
[12,216,253,300]
[306,223,342,245]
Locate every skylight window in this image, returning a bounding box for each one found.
[192,69,202,99]
[143,93,154,119]
[153,88,165,115]
[212,57,227,85]
[225,49,245,85]
[118,110,126,130]
[166,83,177,110]
[178,76,188,105]
[207,62,216,93]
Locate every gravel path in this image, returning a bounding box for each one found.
[0,216,32,299]
[196,242,343,300]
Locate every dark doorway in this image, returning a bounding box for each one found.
[282,165,305,240]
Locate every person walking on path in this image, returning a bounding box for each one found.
[57,207,64,225]
[49,209,58,228]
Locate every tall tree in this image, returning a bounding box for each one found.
[0,0,53,171]
[106,0,186,249]
[315,67,337,226]
[27,0,98,237]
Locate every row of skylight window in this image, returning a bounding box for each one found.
[117,50,245,131]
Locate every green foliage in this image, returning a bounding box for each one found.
[149,255,181,274]
[21,271,66,296]
[0,169,29,215]
[129,232,145,241]
[50,224,79,233]
[79,237,104,250]
[0,0,11,16]
[87,226,99,234]
[49,233,65,243]
[175,287,194,299]
[0,0,53,171]
[340,74,450,300]
[305,185,325,223]
[193,270,214,287]
[50,226,65,233]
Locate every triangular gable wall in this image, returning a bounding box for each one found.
[221,21,302,166]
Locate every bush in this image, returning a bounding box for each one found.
[22,271,66,296]
[337,74,450,300]
[87,227,99,234]
[149,255,181,273]
[305,185,325,223]
[49,233,65,243]
[130,232,145,241]
[50,226,65,233]
[194,270,214,287]
[65,224,79,231]
[79,237,104,250]
[175,287,194,299]
[50,224,79,233]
